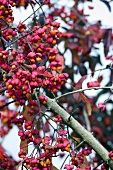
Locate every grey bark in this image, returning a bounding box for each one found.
[43,95,113,169]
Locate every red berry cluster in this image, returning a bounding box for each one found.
[1,106,18,137]
[101,163,109,170]
[64,164,74,170]
[17,129,71,170]
[12,116,25,127]
[0,0,14,23]
[5,65,68,103]
[39,95,48,105]
[18,128,40,147]
[0,14,68,104]
[87,81,100,88]
[2,28,17,40]
[109,151,113,160]
[0,151,19,170]
[98,102,106,112]
[71,147,92,167]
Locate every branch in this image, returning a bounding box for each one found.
[0,99,16,109]
[40,93,113,169]
[56,86,112,100]
[22,5,43,23]
[0,87,7,93]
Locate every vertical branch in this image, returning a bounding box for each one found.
[83,108,91,132]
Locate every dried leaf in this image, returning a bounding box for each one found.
[71,132,81,144]
[16,160,23,170]
[21,106,33,121]
[80,93,92,115]
[76,75,87,90]
[80,156,88,168]
[26,93,32,102]
[72,50,80,64]
[20,140,28,154]
[72,136,81,143]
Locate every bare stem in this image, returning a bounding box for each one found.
[22,5,43,23]
[56,86,112,100]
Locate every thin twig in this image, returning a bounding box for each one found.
[0,96,27,109]
[60,154,70,170]
[93,161,104,170]
[56,86,112,100]
[0,87,7,93]
[35,0,45,17]
[74,140,85,150]
[22,5,43,23]
[29,0,36,20]
[43,114,56,130]
[0,100,16,109]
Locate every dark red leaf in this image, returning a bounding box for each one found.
[68,42,78,50]
[103,29,112,55]
[76,75,87,90]
[97,76,103,83]
[20,140,28,154]
[92,126,103,137]
[72,75,87,102]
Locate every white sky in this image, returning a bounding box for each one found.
[85,0,113,27]
[1,0,113,169]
